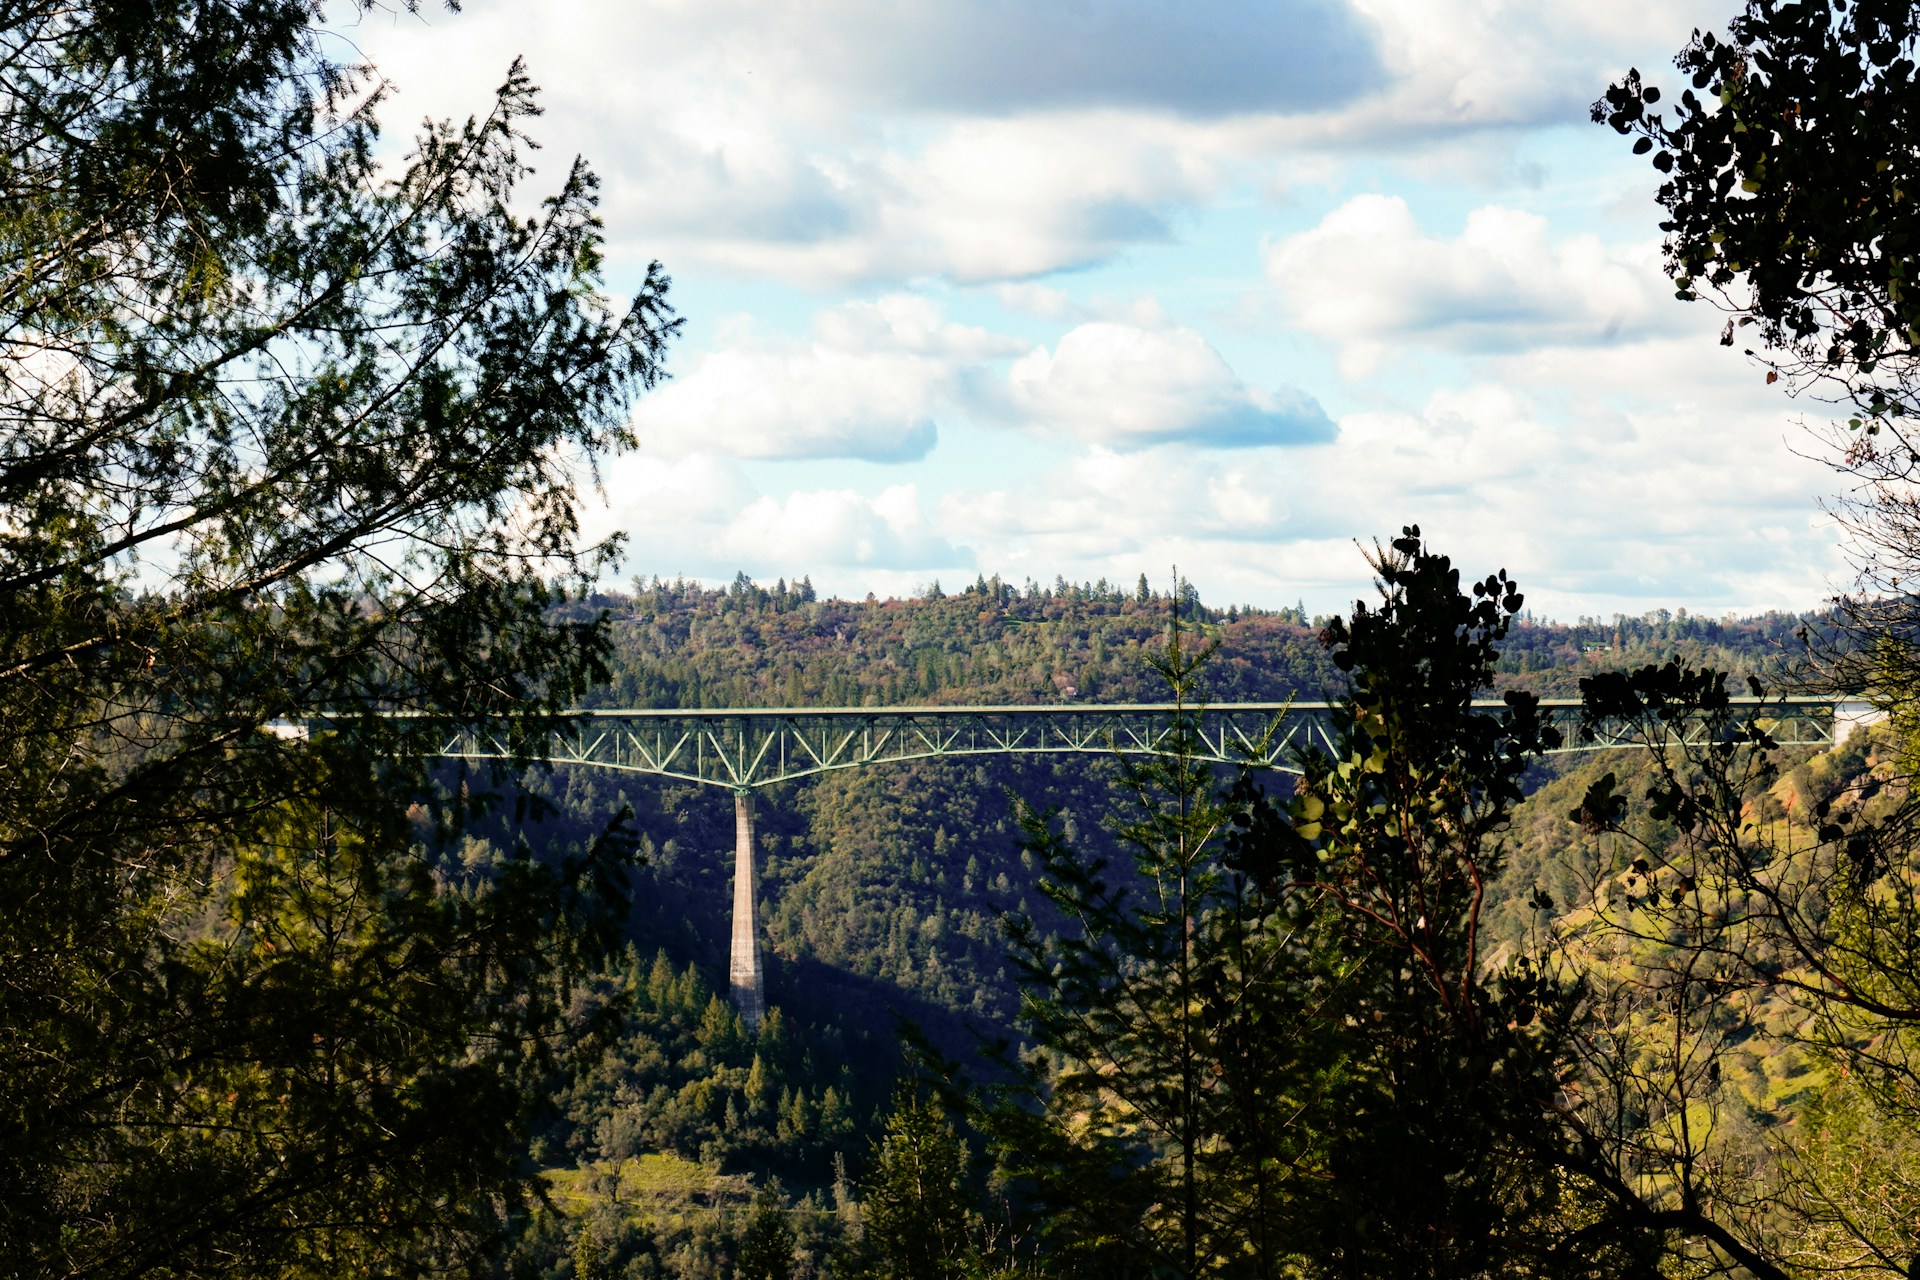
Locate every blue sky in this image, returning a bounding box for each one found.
[336,0,1848,618]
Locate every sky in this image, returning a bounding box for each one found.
[331,0,1853,619]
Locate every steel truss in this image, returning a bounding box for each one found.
[430,696,1852,792]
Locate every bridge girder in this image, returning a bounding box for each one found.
[430,697,1851,791]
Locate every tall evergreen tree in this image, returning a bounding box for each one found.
[738,1181,796,1280]
[854,1089,979,1280]
[985,601,1328,1278]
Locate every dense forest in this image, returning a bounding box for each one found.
[467,573,1837,1277]
[570,571,1814,708]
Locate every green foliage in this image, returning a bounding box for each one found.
[1775,1074,1920,1272]
[1594,1,1920,718]
[1597,0,1920,416]
[1230,529,1598,1278]
[738,1181,797,1280]
[584,574,1341,709]
[1490,608,1811,696]
[1477,750,1679,955]
[1592,16,1920,1264]
[546,948,861,1174]
[978,532,1805,1277]
[491,560,1849,1279]
[987,597,1357,1278]
[1559,661,1920,1277]
[478,571,1840,1278]
[0,1,673,1273]
[582,576,1810,712]
[850,1090,981,1280]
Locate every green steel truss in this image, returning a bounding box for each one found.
[429,697,1855,792]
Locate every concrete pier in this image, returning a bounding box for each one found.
[729,791,765,1033]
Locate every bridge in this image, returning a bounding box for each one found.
[417,696,1861,1029]
[433,697,1848,791]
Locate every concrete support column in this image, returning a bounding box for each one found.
[729,790,765,1033]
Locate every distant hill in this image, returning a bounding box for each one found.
[565,573,1819,709]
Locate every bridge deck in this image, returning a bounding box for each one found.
[422,696,1853,792]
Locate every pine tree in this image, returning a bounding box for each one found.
[987,603,1326,1276]
[738,1181,795,1280]
[856,1090,977,1280]
[746,1054,773,1119]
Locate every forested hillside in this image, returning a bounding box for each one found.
[571,572,1813,708]
[483,576,1834,1277]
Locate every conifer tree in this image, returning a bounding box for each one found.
[854,1089,978,1280]
[986,598,1326,1277]
[738,1181,796,1280]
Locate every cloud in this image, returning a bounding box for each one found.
[1299,0,1738,141]
[807,294,1025,360]
[592,453,756,527]
[946,446,1290,543]
[930,360,1844,618]
[342,3,1323,286]
[578,452,753,564]
[993,285,1173,327]
[631,349,940,463]
[720,485,967,570]
[370,0,1384,123]
[934,445,1333,607]
[581,454,971,583]
[809,0,1385,118]
[660,112,1235,285]
[627,299,1331,460]
[1295,386,1840,611]
[1264,195,1668,374]
[342,0,1735,288]
[593,353,1846,617]
[1004,323,1335,448]
[628,295,1024,462]
[339,0,1853,616]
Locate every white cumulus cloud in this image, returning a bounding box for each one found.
[1301,0,1736,141]
[1005,323,1334,448]
[340,0,1736,288]
[933,356,1844,619]
[628,295,1024,462]
[720,485,966,570]
[581,454,972,583]
[1265,195,1667,375]
[627,301,1336,461]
